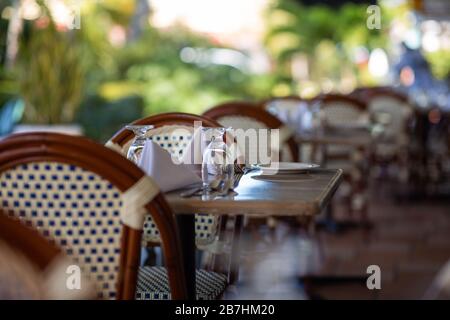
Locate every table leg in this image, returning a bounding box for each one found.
[176,214,196,300]
[228,215,244,284]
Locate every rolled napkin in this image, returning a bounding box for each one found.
[138,140,202,192]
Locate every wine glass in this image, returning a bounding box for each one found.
[125,125,154,164]
[201,127,234,193]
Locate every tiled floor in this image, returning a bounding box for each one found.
[231,181,450,300]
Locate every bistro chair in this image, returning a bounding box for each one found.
[0,210,95,299]
[312,93,370,224]
[365,88,414,182]
[107,112,237,277]
[203,101,299,162]
[0,132,227,300]
[261,96,316,163]
[314,93,369,129]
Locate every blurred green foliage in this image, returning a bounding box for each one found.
[79,23,275,116]
[1,0,447,140]
[265,0,388,94]
[425,50,450,81]
[18,4,84,124]
[72,0,276,139]
[76,94,144,142]
[0,0,275,139]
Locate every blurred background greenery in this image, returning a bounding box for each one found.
[0,0,448,141]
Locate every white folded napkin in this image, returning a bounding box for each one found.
[179,126,205,167]
[179,127,245,170]
[138,140,202,192]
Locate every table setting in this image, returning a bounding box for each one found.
[124,125,242,200]
[124,123,330,202]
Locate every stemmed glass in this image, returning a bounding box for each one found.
[125,125,154,164]
[201,127,234,193]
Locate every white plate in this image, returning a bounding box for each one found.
[258,162,319,175]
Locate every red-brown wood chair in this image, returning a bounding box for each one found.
[364,88,414,183]
[0,132,226,299]
[203,101,299,162]
[0,210,96,299]
[107,112,237,282]
[311,94,371,225]
[260,96,317,163]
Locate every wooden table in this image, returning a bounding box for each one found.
[166,169,343,217]
[165,168,343,299]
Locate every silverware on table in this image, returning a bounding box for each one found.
[180,187,203,198]
[179,170,249,198]
[179,180,222,198]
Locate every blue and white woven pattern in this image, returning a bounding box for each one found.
[120,125,219,246]
[135,266,227,300]
[122,125,193,159]
[0,162,123,299]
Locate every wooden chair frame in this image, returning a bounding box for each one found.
[0,132,188,299]
[0,209,61,271]
[109,112,220,147]
[0,210,64,299]
[313,93,367,111]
